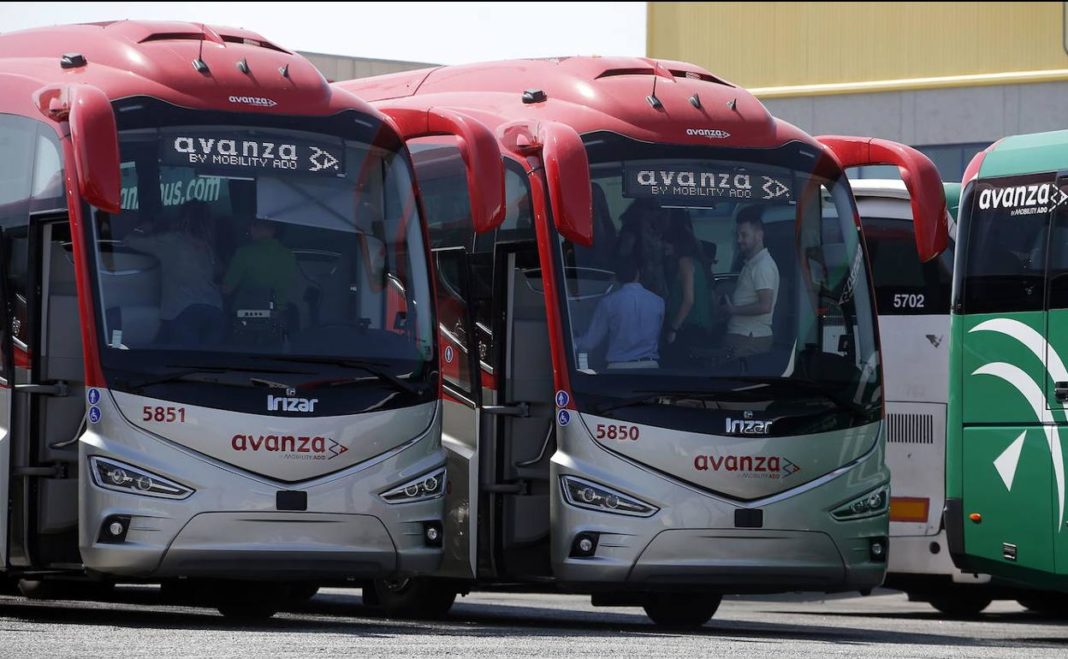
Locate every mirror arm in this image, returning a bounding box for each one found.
[378,106,506,234]
[816,135,948,262]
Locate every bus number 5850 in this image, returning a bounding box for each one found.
[595,424,639,441]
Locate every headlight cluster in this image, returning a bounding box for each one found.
[381,467,446,504]
[561,475,658,517]
[89,456,194,499]
[832,485,888,520]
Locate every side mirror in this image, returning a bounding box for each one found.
[539,121,592,247]
[816,135,948,262]
[68,85,122,214]
[380,106,505,234]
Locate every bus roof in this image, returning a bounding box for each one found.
[978,129,1068,179]
[0,21,370,117]
[337,56,817,150]
[846,179,961,220]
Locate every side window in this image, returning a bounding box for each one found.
[0,114,35,228]
[862,218,953,315]
[1046,179,1068,310]
[410,140,479,394]
[434,248,475,395]
[410,140,474,252]
[961,175,1052,314]
[0,115,44,379]
[30,127,65,212]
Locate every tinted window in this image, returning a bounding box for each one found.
[1046,180,1068,310]
[959,174,1053,314]
[863,218,953,314]
[0,114,35,228]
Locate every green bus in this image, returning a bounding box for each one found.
[947,130,1068,597]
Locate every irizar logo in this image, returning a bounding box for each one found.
[686,128,731,139]
[725,417,773,435]
[228,95,278,108]
[267,395,319,413]
[969,318,1066,531]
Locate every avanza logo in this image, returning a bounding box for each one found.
[686,128,731,139]
[693,454,800,479]
[267,395,318,413]
[231,434,349,460]
[228,95,277,108]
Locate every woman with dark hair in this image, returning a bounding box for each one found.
[663,210,713,360]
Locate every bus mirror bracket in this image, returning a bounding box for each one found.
[380,106,506,235]
[538,121,593,247]
[61,84,122,214]
[816,135,949,263]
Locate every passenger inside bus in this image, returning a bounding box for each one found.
[616,198,669,299]
[662,210,715,365]
[125,200,225,346]
[721,206,781,359]
[575,256,664,368]
[220,216,301,346]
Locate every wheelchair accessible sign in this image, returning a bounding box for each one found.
[87,388,102,424]
[555,390,571,426]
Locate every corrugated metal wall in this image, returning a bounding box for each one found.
[648,2,1068,89]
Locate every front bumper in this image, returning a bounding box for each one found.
[551,431,889,594]
[79,395,445,580]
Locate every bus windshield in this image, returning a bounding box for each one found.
[558,135,880,418]
[87,99,433,382]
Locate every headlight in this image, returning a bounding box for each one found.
[380,467,446,504]
[560,475,658,518]
[831,484,889,520]
[89,456,194,500]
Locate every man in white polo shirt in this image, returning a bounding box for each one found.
[723,207,779,358]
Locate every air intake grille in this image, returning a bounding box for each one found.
[886,413,934,444]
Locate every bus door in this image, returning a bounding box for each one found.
[0,228,12,568]
[432,246,483,579]
[959,174,1055,575]
[1045,174,1068,572]
[9,216,85,567]
[483,241,555,578]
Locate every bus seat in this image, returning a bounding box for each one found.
[94,247,161,348]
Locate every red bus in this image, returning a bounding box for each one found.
[0,21,503,618]
[340,56,945,627]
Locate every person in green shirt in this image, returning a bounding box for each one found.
[222,217,299,310]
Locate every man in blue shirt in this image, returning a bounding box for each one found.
[576,258,665,369]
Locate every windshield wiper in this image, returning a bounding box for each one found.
[117,364,307,391]
[271,356,429,396]
[594,391,728,415]
[708,376,871,417]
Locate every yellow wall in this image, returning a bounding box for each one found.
[648,2,1068,90]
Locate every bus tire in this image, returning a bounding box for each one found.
[17,579,114,601]
[642,593,722,629]
[927,592,992,617]
[216,602,280,620]
[205,581,288,620]
[371,578,457,619]
[1018,593,1068,616]
[288,584,320,603]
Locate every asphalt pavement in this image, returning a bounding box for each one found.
[0,586,1065,657]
